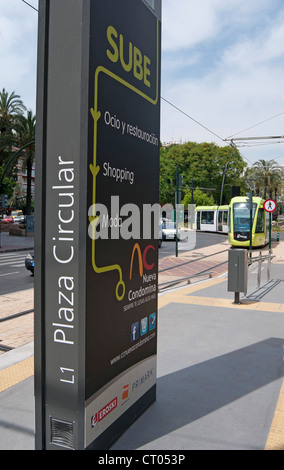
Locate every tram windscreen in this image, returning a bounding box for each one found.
[233,202,257,232]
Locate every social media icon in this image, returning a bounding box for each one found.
[149,313,156,331]
[131,322,139,342]
[140,317,148,336]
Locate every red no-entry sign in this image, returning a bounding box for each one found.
[264,199,277,213]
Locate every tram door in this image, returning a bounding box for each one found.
[218,211,223,232]
[197,211,201,230]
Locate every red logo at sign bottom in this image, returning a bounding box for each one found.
[91,397,118,428]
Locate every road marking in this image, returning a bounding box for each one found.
[0,261,25,267]
[0,272,20,277]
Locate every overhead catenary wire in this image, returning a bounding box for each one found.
[227,111,284,139]
[21,0,38,12]
[19,0,279,167]
[161,96,225,143]
[161,97,254,165]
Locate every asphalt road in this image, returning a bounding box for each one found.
[0,251,34,296]
[2,230,281,295]
[0,232,227,295]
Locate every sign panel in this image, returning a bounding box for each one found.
[85,1,160,447]
[35,0,161,450]
[264,199,277,213]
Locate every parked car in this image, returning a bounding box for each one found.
[2,215,14,223]
[162,222,181,240]
[25,252,34,275]
[13,215,26,224]
[11,210,23,219]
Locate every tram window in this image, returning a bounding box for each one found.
[256,208,264,233]
[233,202,257,231]
[201,211,214,224]
[223,211,228,224]
[218,211,223,223]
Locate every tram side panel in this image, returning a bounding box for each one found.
[195,206,229,234]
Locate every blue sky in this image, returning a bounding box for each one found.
[1,0,284,166]
[162,0,284,166]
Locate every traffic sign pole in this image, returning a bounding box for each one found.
[269,212,272,250]
[264,199,277,251]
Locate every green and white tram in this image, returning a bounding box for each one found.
[195,205,229,233]
[229,196,269,247]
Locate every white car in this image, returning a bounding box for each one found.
[162,222,181,241]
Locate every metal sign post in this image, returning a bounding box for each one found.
[247,192,253,260]
[264,199,277,251]
[35,0,161,450]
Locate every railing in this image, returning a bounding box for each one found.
[248,250,275,289]
[158,271,214,292]
[246,250,280,301]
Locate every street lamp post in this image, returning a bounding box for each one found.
[220,163,228,206]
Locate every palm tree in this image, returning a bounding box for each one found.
[269,168,283,201]
[0,88,26,166]
[253,159,280,199]
[13,110,36,215]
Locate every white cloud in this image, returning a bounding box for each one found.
[0,0,38,112]
[162,0,274,53]
[1,0,284,165]
[161,0,284,165]
[162,0,219,52]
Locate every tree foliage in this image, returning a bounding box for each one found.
[244,159,283,200]
[182,188,215,208]
[160,142,247,205]
[0,88,26,168]
[12,110,36,214]
[0,89,35,214]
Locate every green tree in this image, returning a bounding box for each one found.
[12,110,36,215]
[247,159,283,199]
[0,88,26,168]
[0,166,16,198]
[182,188,215,207]
[160,142,246,205]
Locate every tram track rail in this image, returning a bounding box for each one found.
[0,250,230,320]
[158,248,229,291]
[158,248,229,273]
[0,309,34,324]
[0,308,34,352]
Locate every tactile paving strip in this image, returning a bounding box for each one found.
[0,357,34,393]
[265,380,284,450]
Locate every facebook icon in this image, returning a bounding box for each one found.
[131,322,139,342]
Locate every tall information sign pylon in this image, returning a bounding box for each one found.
[35,0,161,450]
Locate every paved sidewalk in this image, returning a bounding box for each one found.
[0,237,283,450]
[0,232,34,253]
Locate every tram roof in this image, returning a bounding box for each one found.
[195,205,229,211]
[230,196,264,205]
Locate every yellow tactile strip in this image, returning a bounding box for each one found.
[158,277,284,451]
[265,380,284,450]
[0,275,283,447]
[158,277,284,313]
[0,357,34,393]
